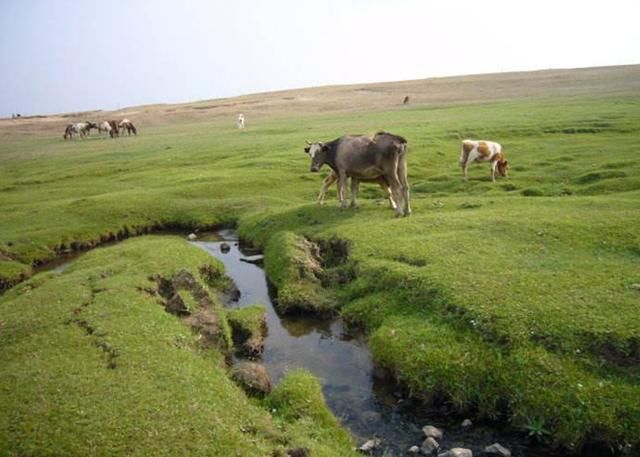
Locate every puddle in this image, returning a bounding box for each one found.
[194,230,566,457]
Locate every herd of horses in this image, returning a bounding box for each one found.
[63,119,137,140]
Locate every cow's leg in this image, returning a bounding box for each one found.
[490,160,497,182]
[386,164,405,217]
[318,172,337,205]
[398,151,411,216]
[378,178,396,209]
[389,178,405,217]
[350,178,360,208]
[337,170,348,208]
[463,150,479,181]
[460,146,469,181]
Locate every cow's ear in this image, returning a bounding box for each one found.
[304,147,310,153]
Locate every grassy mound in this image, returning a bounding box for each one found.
[0,237,356,456]
[265,370,356,456]
[227,304,267,356]
[264,231,337,315]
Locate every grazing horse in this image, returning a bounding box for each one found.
[63,122,95,140]
[119,118,137,135]
[98,121,113,138]
[108,120,120,137]
[63,124,73,140]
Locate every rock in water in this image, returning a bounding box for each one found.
[357,438,381,454]
[187,233,197,241]
[408,445,420,455]
[420,436,439,455]
[422,425,444,440]
[484,443,511,457]
[220,242,231,253]
[461,419,473,428]
[437,449,472,457]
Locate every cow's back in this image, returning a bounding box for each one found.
[334,136,380,176]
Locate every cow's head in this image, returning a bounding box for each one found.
[497,159,509,177]
[304,141,328,172]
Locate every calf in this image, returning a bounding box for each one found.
[317,171,396,209]
[459,139,509,182]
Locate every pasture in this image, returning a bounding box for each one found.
[1,66,639,455]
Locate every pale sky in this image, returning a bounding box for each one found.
[1,0,638,116]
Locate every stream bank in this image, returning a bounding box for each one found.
[195,229,567,457]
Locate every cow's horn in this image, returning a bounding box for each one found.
[305,140,312,145]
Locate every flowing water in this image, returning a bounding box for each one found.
[194,230,565,457]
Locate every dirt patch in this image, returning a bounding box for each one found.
[231,361,272,396]
[594,337,640,367]
[152,269,232,354]
[184,308,229,350]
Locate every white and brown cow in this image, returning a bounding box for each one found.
[459,139,509,182]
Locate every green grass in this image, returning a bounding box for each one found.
[0,237,357,456]
[227,304,267,355]
[1,92,640,454]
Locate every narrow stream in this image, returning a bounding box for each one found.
[194,230,564,457]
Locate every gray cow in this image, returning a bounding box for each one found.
[304,131,411,217]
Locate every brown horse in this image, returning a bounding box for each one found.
[108,120,120,137]
[119,118,137,135]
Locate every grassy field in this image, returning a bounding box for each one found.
[1,66,639,455]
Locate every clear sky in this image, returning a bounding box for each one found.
[1,0,638,116]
